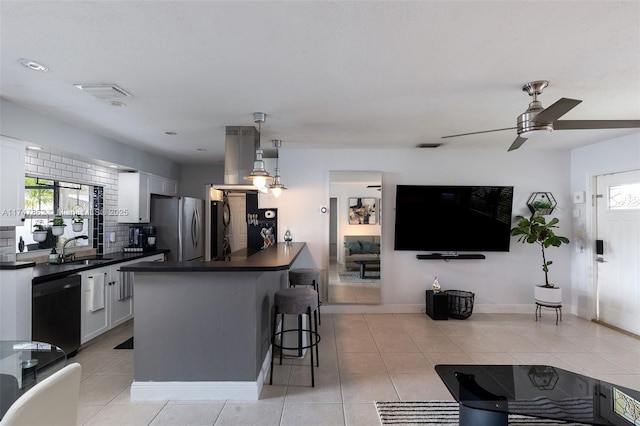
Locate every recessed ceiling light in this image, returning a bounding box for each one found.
[109,164,119,168]
[165,131,177,136]
[108,101,126,107]
[20,59,48,72]
[27,146,43,151]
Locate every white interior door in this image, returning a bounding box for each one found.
[595,169,640,335]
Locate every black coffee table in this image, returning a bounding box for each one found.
[435,364,640,425]
[353,260,380,279]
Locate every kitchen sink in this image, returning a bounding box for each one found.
[65,257,113,265]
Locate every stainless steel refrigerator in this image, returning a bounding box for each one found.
[150,195,204,262]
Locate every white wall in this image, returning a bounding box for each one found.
[257,148,573,312]
[0,99,181,180]
[570,132,640,318]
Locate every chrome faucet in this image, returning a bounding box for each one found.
[61,235,89,262]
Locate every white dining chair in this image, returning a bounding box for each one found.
[0,362,81,426]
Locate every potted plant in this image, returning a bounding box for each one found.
[50,214,66,236]
[531,200,554,215]
[32,221,48,242]
[72,213,84,232]
[511,213,570,304]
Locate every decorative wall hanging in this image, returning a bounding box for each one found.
[349,197,377,224]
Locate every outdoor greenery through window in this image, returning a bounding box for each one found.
[17,177,92,253]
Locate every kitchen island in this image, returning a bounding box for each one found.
[120,242,308,401]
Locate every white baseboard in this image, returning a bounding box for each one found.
[131,347,272,401]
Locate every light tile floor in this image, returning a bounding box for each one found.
[72,311,640,425]
[327,260,381,305]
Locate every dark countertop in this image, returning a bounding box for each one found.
[31,250,169,284]
[0,261,37,270]
[122,242,305,273]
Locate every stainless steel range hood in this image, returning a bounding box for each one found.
[209,125,276,193]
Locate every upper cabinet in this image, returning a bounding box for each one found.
[148,174,178,196]
[117,172,150,223]
[117,172,178,223]
[0,138,26,226]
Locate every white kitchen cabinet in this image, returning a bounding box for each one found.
[108,260,136,328]
[0,267,33,340]
[117,172,150,223]
[148,174,178,196]
[79,267,110,344]
[79,254,165,344]
[0,137,26,226]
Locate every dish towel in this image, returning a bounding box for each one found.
[118,270,133,301]
[89,273,106,312]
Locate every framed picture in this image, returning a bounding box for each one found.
[349,197,377,224]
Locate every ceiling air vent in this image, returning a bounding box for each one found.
[416,143,442,148]
[73,84,132,99]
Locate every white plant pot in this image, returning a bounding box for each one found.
[534,285,562,305]
[51,226,65,236]
[72,222,83,232]
[32,231,47,242]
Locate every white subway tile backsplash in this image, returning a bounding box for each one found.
[37,152,50,161]
[37,166,50,174]
[50,154,61,163]
[30,157,44,166]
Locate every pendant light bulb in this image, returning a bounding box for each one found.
[244,113,273,188]
[269,140,287,197]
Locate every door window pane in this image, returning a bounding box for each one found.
[609,183,640,210]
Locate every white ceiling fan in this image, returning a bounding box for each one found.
[442,80,640,151]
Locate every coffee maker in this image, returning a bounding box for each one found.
[125,225,156,252]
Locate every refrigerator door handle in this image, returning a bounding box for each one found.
[191,209,196,246]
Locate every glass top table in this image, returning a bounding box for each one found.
[0,341,66,419]
[435,364,640,426]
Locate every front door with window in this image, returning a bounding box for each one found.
[595,169,640,335]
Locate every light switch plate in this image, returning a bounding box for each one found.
[573,191,585,204]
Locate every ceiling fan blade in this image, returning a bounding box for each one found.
[534,98,582,124]
[508,136,528,151]
[441,127,516,139]
[554,119,640,130]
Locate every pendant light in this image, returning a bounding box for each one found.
[244,112,273,190]
[269,140,287,198]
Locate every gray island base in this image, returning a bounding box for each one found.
[120,243,309,401]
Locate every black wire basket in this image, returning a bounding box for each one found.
[446,290,475,319]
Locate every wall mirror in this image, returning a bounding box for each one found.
[328,171,382,304]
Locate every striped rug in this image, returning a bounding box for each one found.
[375,401,590,425]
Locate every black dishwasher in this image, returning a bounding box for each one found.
[32,274,81,357]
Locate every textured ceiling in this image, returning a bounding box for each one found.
[1,1,639,165]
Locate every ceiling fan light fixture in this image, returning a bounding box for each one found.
[520,128,553,139]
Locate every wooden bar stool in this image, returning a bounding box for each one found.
[289,268,322,324]
[270,287,321,387]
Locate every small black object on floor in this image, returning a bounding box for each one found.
[114,337,133,349]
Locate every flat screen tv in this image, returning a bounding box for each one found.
[394,185,514,252]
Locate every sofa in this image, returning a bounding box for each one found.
[343,235,380,271]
